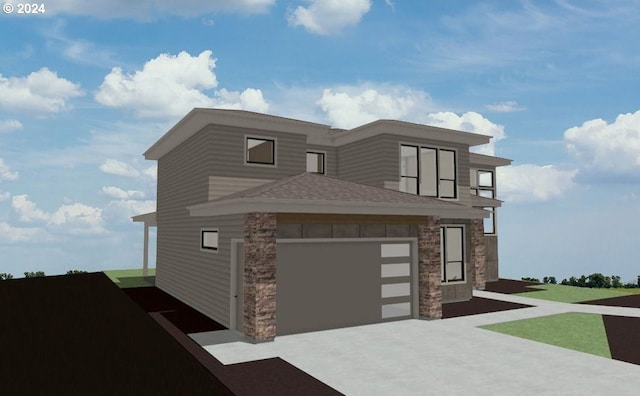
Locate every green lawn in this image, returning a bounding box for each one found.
[480,312,612,359]
[514,283,634,303]
[103,268,155,288]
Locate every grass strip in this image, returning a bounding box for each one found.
[480,312,611,359]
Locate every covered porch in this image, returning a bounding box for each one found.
[132,212,157,277]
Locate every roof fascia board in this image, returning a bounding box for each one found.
[328,120,491,147]
[131,212,157,225]
[469,195,503,208]
[188,198,488,219]
[469,152,513,167]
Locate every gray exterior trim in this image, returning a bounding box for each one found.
[132,211,157,226]
[469,152,512,167]
[188,198,488,219]
[470,194,503,208]
[329,120,491,147]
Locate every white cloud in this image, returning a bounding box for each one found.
[288,0,372,35]
[0,191,10,201]
[143,164,158,180]
[101,186,145,199]
[99,159,140,178]
[564,109,640,176]
[0,119,23,132]
[485,100,526,113]
[43,0,275,19]
[0,222,42,242]
[215,88,270,113]
[104,200,156,223]
[12,195,50,222]
[424,111,506,155]
[0,68,83,114]
[11,194,105,235]
[95,51,269,119]
[317,86,434,129]
[49,203,104,234]
[384,0,395,12]
[497,164,579,203]
[0,158,18,181]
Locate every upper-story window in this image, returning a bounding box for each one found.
[246,137,275,165]
[306,151,325,174]
[470,169,494,198]
[400,144,457,199]
[470,169,496,235]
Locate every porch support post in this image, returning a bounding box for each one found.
[143,222,149,277]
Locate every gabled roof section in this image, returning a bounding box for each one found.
[144,109,331,160]
[325,119,492,147]
[188,173,488,219]
[469,152,512,167]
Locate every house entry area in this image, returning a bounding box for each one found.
[273,239,417,336]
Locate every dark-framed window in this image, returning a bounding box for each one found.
[483,207,495,234]
[400,144,457,198]
[201,229,218,251]
[246,137,275,165]
[470,169,497,234]
[306,151,325,174]
[440,225,464,283]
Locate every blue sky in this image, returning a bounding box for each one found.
[1,0,639,283]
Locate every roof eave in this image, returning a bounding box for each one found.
[144,109,331,160]
[188,198,487,219]
[469,152,513,167]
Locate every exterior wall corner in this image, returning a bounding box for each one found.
[243,212,277,341]
[471,218,486,289]
[418,216,442,319]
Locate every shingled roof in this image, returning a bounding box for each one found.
[188,173,488,219]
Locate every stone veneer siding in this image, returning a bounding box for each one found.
[418,216,442,319]
[471,219,486,290]
[243,212,277,342]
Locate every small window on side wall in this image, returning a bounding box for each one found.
[246,137,275,165]
[201,229,219,251]
[306,151,325,174]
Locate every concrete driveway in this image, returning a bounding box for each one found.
[201,292,640,396]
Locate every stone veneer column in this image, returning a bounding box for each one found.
[243,212,277,342]
[471,219,486,290]
[418,216,442,319]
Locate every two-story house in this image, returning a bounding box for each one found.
[133,109,511,342]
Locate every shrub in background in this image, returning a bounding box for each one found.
[66,270,87,275]
[0,273,13,280]
[521,277,540,282]
[24,271,46,278]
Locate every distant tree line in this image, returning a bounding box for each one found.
[522,273,640,289]
[0,270,87,280]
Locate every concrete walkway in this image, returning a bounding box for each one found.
[200,291,640,396]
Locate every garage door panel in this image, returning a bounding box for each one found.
[277,242,382,335]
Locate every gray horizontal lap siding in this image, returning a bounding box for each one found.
[156,124,305,327]
[202,125,307,179]
[337,134,397,188]
[337,134,471,206]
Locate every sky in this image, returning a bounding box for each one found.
[0,0,639,283]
